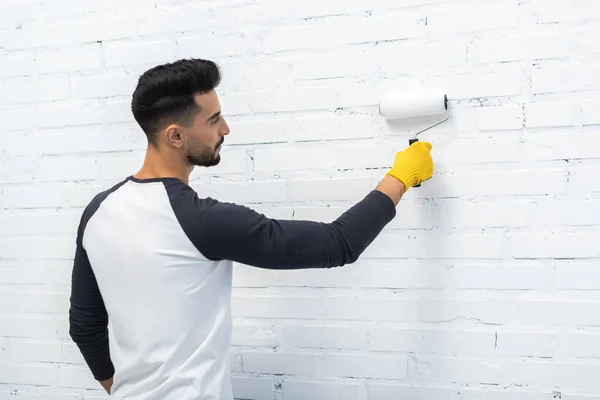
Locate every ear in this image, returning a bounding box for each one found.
[165,125,184,148]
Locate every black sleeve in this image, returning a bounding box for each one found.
[68,212,114,381]
[169,182,396,270]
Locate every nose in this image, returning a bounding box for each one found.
[221,118,230,136]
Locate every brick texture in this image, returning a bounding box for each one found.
[1,0,600,399]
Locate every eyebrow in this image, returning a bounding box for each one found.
[207,111,221,122]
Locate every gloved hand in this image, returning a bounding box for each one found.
[386,141,434,191]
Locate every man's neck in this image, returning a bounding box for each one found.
[133,146,191,185]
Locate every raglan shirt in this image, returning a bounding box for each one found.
[69,176,396,399]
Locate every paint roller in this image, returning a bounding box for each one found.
[378,89,449,187]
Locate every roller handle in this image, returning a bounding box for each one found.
[408,138,421,187]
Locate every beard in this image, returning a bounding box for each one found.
[187,137,223,167]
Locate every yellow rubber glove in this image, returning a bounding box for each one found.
[386,141,434,191]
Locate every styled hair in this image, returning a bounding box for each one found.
[131,58,221,143]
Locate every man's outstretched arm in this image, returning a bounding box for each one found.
[174,141,433,270]
[69,236,114,394]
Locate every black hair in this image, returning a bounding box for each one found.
[131,58,222,143]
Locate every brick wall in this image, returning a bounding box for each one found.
[1,0,600,399]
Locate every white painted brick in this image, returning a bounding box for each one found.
[505,360,600,391]
[291,50,379,81]
[582,98,600,125]
[57,365,99,389]
[561,394,600,400]
[435,198,600,229]
[568,166,600,194]
[285,0,451,19]
[105,40,177,68]
[430,69,524,99]
[261,13,423,53]
[413,356,504,385]
[362,232,505,259]
[281,325,366,350]
[461,389,552,400]
[241,351,319,376]
[353,264,446,289]
[507,232,600,259]
[515,300,600,326]
[495,331,554,357]
[320,296,414,322]
[367,383,460,400]
[71,74,137,100]
[427,1,518,34]
[472,33,572,64]
[232,295,321,320]
[218,90,253,116]
[36,45,103,74]
[322,353,408,379]
[0,209,79,235]
[0,155,101,184]
[2,182,111,209]
[37,100,105,128]
[376,40,467,75]
[0,1,44,26]
[0,390,82,400]
[532,65,600,94]
[250,86,339,113]
[0,108,39,131]
[434,136,521,164]
[367,328,495,355]
[3,17,137,50]
[529,0,600,23]
[95,153,148,180]
[0,339,64,363]
[421,168,568,199]
[525,101,579,128]
[204,180,288,204]
[231,377,274,400]
[556,332,600,358]
[0,363,59,386]
[2,126,142,157]
[0,78,70,104]
[371,385,551,400]
[221,58,293,90]
[231,324,276,347]
[0,236,73,260]
[0,53,36,78]
[281,380,365,400]
[232,263,355,289]
[521,132,600,161]
[177,34,250,59]
[23,292,70,314]
[452,263,551,290]
[475,104,524,131]
[290,177,379,202]
[0,316,60,340]
[0,260,69,287]
[38,0,148,18]
[254,144,388,172]
[556,262,600,290]
[136,7,212,37]
[415,299,511,325]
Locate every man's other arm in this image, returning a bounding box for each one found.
[69,235,114,394]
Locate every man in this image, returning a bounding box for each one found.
[68,58,434,399]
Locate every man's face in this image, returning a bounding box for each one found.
[181,90,230,167]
